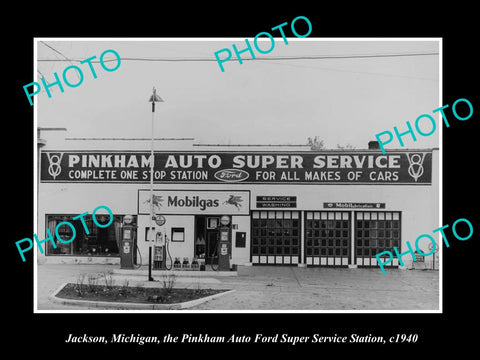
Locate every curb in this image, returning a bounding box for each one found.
[112,269,238,277]
[49,282,235,310]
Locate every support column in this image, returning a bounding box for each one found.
[349,211,357,268]
[298,211,307,267]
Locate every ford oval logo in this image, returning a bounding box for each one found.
[214,169,249,182]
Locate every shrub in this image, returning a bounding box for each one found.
[162,274,176,294]
[87,274,98,292]
[75,274,86,296]
[103,272,115,289]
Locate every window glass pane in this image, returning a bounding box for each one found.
[328,212,334,220]
[276,211,283,219]
[386,212,392,220]
[357,212,363,220]
[393,212,399,220]
[306,212,313,220]
[252,211,260,219]
[313,212,320,220]
[321,212,328,220]
[371,212,377,220]
[364,212,371,220]
[284,211,291,219]
[378,212,385,220]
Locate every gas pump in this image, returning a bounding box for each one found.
[120,215,137,269]
[218,215,231,271]
[153,230,166,269]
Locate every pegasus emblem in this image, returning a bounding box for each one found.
[144,194,164,212]
[223,195,243,210]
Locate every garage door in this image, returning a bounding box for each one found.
[251,210,300,265]
[355,211,401,267]
[305,211,351,267]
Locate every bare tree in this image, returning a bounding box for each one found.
[307,136,325,150]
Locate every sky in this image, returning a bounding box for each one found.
[35,38,440,149]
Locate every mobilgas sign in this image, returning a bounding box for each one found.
[138,190,250,215]
[41,151,432,184]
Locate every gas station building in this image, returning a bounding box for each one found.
[36,128,440,271]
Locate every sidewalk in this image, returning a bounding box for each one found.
[36,264,439,311]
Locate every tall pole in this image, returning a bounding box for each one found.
[148,98,155,281]
[148,87,163,281]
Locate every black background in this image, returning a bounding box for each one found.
[6,3,478,355]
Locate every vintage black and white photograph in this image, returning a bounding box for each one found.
[33,38,441,312]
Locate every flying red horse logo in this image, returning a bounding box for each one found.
[144,194,164,212]
[223,195,243,210]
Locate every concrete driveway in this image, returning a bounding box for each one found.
[36,264,439,311]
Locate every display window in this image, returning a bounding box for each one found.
[45,214,136,256]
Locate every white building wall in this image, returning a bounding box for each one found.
[36,130,439,270]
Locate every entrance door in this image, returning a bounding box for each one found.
[205,230,219,265]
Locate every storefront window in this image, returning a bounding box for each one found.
[45,214,136,256]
